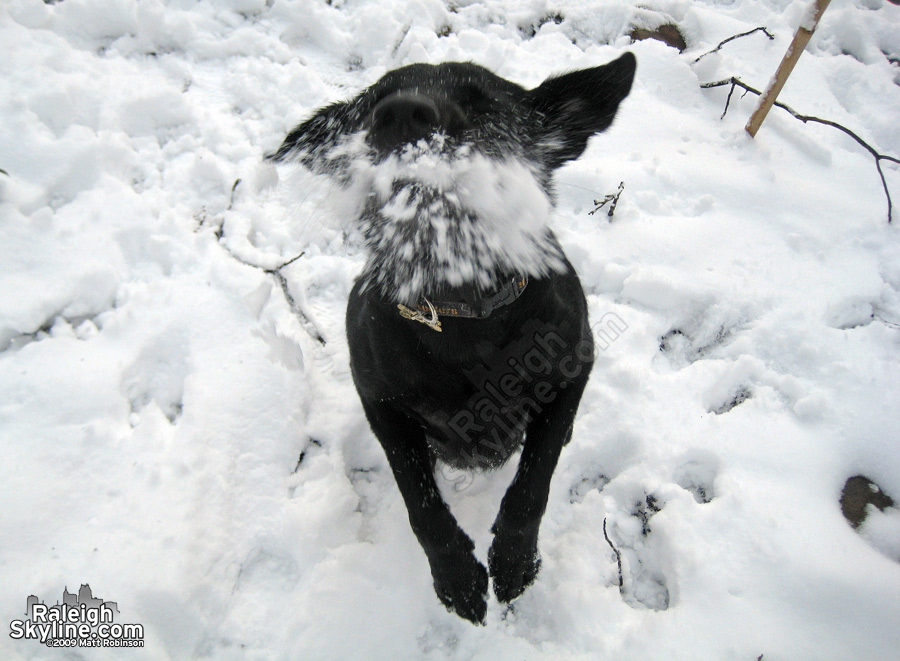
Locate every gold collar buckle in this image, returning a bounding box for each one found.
[397,298,443,332]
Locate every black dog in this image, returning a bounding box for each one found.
[269,53,635,623]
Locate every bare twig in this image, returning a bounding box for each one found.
[294,437,324,472]
[392,24,412,57]
[874,313,900,330]
[264,254,328,346]
[221,242,326,346]
[702,77,759,119]
[590,181,625,218]
[218,241,326,344]
[216,179,327,344]
[227,178,242,211]
[603,518,625,594]
[692,27,774,63]
[702,77,899,223]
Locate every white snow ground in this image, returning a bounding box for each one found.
[2,0,900,658]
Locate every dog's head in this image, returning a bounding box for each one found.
[270,54,635,304]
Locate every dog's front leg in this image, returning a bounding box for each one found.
[488,382,587,603]
[361,399,489,623]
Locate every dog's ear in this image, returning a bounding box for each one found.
[266,99,358,166]
[528,52,635,168]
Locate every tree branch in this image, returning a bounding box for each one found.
[221,241,327,345]
[693,27,775,64]
[264,253,328,346]
[590,181,625,218]
[603,518,625,595]
[214,179,327,345]
[701,77,898,223]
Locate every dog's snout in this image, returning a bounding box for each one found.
[369,93,443,151]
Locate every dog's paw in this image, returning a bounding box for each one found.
[432,554,488,624]
[488,534,541,604]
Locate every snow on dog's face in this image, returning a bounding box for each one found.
[269,55,635,304]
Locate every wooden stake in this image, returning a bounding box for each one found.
[745,0,831,138]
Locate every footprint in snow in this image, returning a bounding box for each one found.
[707,385,753,415]
[673,451,720,504]
[654,303,747,371]
[606,493,671,611]
[120,329,189,424]
[568,469,610,504]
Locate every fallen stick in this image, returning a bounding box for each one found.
[603,518,625,595]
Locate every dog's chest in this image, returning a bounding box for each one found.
[406,391,529,471]
[387,333,536,470]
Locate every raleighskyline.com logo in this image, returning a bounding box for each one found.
[9,584,144,648]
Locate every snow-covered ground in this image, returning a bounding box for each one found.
[2,0,900,658]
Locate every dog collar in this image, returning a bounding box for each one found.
[397,275,529,331]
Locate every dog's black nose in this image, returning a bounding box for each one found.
[369,93,442,151]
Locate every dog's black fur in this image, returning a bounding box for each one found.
[270,53,635,623]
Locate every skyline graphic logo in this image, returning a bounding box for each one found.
[9,584,144,649]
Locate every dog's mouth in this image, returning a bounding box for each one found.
[325,133,566,304]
